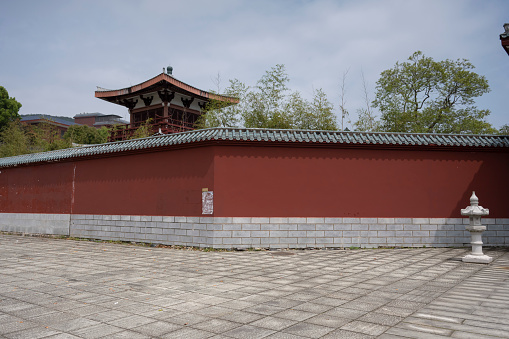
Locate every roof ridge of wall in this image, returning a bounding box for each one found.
[0,127,507,168]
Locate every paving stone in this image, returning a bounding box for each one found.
[222,324,276,339]
[48,318,101,332]
[450,330,505,339]
[250,316,298,331]
[30,312,79,327]
[292,302,334,313]
[274,309,317,321]
[43,333,83,338]
[312,296,349,307]
[357,312,404,326]
[194,305,236,318]
[218,300,255,310]
[264,332,308,339]
[131,320,182,337]
[322,329,376,338]
[99,329,152,339]
[3,326,60,339]
[341,301,381,312]
[385,326,450,338]
[324,307,368,319]
[218,310,264,324]
[84,310,133,322]
[192,318,242,333]
[305,314,351,328]
[281,322,335,338]
[0,234,507,339]
[71,323,124,338]
[263,298,303,309]
[160,326,214,338]
[245,304,286,316]
[398,321,457,336]
[107,315,155,330]
[340,320,389,336]
[375,306,415,317]
[402,316,509,337]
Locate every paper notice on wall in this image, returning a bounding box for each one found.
[202,191,213,214]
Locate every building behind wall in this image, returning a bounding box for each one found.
[73,113,128,128]
[0,128,508,248]
[95,68,239,141]
[20,114,81,137]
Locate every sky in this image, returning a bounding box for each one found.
[1,0,508,130]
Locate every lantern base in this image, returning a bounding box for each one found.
[462,254,493,264]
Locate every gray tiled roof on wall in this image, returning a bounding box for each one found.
[0,128,508,168]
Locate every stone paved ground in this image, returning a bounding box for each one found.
[0,234,507,339]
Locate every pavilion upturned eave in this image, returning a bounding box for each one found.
[94,73,239,104]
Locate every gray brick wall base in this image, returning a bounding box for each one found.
[0,213,70,235]
[1,214,508,248]
[69,215,509,249]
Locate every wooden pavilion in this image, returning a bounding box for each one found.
[95,68,238,141]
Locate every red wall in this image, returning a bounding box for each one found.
[0,143,507,218]
[0,147,214,216]
[213,146,509,218]
[72,147,214,216]
[0,162,74,213]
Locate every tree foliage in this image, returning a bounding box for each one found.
[0,86,22,131]
[64,125,109,144]
[195,79,248,129]
[0,121,71,157]
[129,119,153,140]
[0,121,30,157]
[196,64,338,131]
[0,120,112,158]
[372,51,494,134]
[498,124,509,135]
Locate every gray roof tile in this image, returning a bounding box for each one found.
[0,127,508,168]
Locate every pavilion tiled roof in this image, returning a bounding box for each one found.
[0,128,507,168]
[95,73,239,104]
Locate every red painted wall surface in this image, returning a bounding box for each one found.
[72,147,214,216]
[0,162,74,213]
[213,146,509,218]
[1,143,507,218]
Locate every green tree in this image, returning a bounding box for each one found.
[354,108,381,132]
[195,79,248,129]
[0,86,22,130]
[373,51,493,134]
[198,64,338,131]
[243,64,293,129]
[498,124,509,135]
[64,125,109,144]
[0,121,72,157]
[26,122,70,152]
[129,119,153,139]
[0,120,30,157]
[306,88,337,130]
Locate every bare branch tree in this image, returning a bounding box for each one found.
[354,70,380,132]
[361,70,372,117]
[339,68,350,131]
[211,72,222,94]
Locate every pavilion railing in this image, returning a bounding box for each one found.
[108,116,195,142]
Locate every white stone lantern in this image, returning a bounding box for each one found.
[460,191,492,263]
